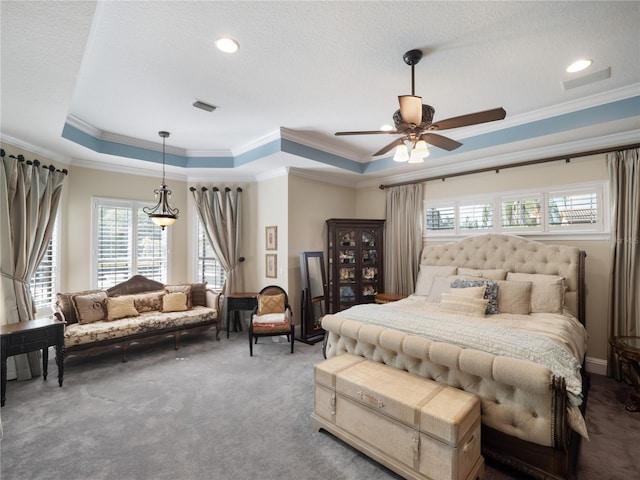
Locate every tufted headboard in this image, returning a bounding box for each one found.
[419,234,586,324]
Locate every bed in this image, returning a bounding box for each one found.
[321,234,588,480]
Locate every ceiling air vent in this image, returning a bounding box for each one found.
[193,100,217,112]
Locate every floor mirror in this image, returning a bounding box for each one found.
[298,251,327,344]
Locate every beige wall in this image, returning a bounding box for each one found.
[353,154,612,369]
[287,174,357,323]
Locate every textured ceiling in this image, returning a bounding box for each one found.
[1,1,639,186]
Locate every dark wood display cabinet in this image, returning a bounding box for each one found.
[326,218,385,314]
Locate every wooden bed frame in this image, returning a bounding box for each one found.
[322,234,588,480]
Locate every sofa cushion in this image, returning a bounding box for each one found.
[162,292,189,312]
[165,285,193,308]
[72,291,108,324]
[106,296,139,321]
[64,307,217,347]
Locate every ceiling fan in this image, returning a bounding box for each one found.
[335,49,506,163]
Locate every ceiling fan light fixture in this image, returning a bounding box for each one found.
[215,36,239,53]
[398,95,423,125]
[408,149,425,164]
[393,144,409,162]
[413,139,430,158]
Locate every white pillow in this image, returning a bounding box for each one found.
[496,280,532,315]
[449,285,486,299]
[414,265,458,296]
[457,268,507,281]
[439,294,488,317]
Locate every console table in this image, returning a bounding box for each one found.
[226,292,258,338]
[1,318,65,406]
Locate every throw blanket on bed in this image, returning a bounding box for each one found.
[337,302,585,406]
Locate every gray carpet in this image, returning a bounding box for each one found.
[0,331,637,480]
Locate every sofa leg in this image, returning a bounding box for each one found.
[122,346,129,363]
[174,333,181,350]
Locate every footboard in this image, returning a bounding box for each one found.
[322,315,584,479]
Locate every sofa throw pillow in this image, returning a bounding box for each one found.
[439,294,488,318]
[58,289,104,325]
[131,291,163,313]
[105,296,139,321]
[162,292,189,313]
[496,280,532,315]
[189,283,207,307]
[165,285,192,309]
[450,278,499,314]
[72,291,108,324]
[257,293,285,315]
[414,265,458,297]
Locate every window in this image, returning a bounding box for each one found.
[93,198,168,290]
[424,181,606,237]
[459,201,493,232]
[30,219,59,314]
[196,219,226,290]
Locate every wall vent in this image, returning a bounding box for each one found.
[193,100,217,112]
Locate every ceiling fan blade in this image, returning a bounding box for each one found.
[398,95,422,125]
[430,107,506,130]
[420,133,463,151]
[373,138,405,157]
[335,130,399,136]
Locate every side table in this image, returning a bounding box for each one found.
[226,292,258,338]
[375,293,408,304]
[609,336,640,412]
[1,318,65,407]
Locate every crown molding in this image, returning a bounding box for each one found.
[280,127,363,162]
[70,156,187,181]
[0,134,71,164]
[286,166,359,188]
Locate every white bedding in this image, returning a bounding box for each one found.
[335,295,588,406]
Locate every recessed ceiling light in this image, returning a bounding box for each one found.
[566,59,592,73]
[215,37,239,53]
[380,124,394,131]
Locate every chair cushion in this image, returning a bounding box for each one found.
[257,293,285,314]
[253,312,287,325]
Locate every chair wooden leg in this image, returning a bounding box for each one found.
[249,326,253,356]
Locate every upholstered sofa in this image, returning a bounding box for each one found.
[54,275,221,362]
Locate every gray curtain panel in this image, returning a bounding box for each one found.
[1,153,67,379]
[191,186,244,295]
[384,184,424,295]
[606,148,639,378]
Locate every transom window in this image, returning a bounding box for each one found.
[424,182,606,237]
[92,198,168,290]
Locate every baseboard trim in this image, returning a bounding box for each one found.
[585,356,607,376]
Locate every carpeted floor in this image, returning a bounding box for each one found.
[0,331,637,480]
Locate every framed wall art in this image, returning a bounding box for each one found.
[266,254,277,278]
[266,226,277,250]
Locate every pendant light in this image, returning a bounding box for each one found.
[143,131,179,229]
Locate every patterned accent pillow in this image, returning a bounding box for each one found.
[439,294,488,317]
[189,283,207,307]
[105,296,139,321]
[72,291,108,324]
[257,293,285,315]
[450,278,499,314]
[165,285,192,309]
[162,292,189,313]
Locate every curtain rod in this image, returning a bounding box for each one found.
[0,148,68,175]
[378,142,640,190]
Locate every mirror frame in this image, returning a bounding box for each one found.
[299,251,327,344]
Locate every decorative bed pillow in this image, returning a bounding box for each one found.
[457,268,507,281]
[450,278,499,314]
[162,292,189,312]
[414,265,458,296]
[72,291,108,324]
[257,293,285,314]
[165,285,192,309]
[449,285,486,299]
[496,280,532,315]
[439,294,488,317]
[506,272,565,314]
[105,296,139,321]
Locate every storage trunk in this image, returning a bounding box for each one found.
[311,354,483,480]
